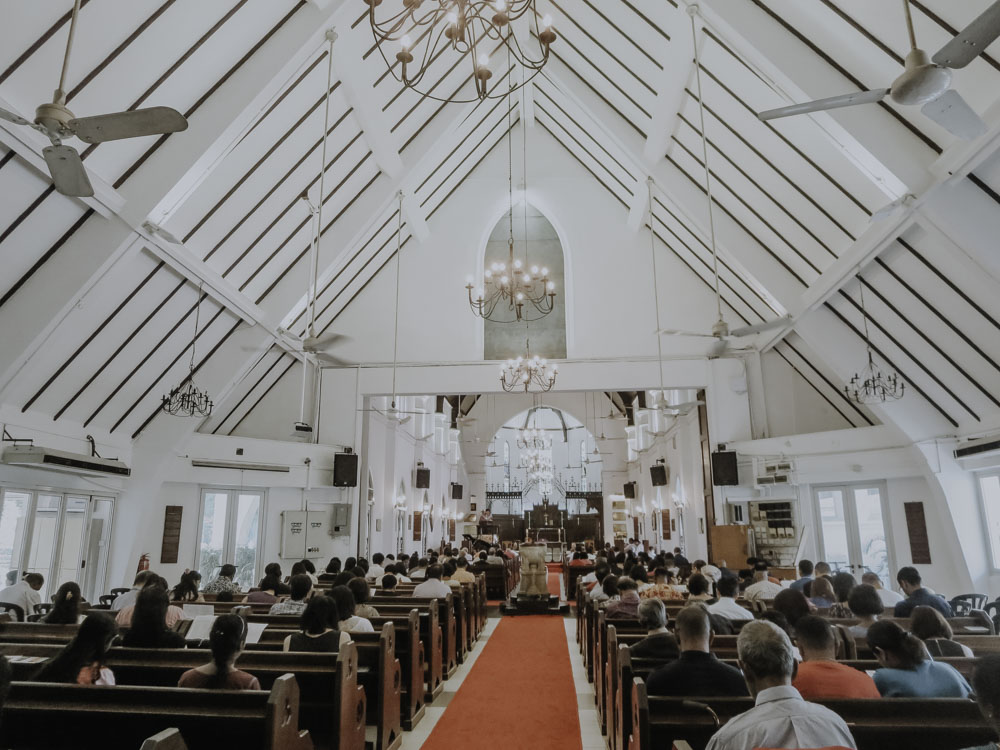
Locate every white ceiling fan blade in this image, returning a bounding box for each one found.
[302,332,348,351]
[69,106,188,144]
[758,88,889,121]
[708,338,729,358]
[921,90,987,140]
[314,352,352,367]
[657,328,714,338]
[932,1,1000,69]
[0,106,29,126]
[729,316,792,337]
[42,144,93,197]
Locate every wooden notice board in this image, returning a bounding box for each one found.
[660,509,671,540]
[412,511,423,541]
[160,506,183,564]
[904,502,932,564]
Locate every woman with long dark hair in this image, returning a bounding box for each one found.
[171,571,203,603]
[284,596,347,652]
[325,557,342,575]
[44,582,83,624]
[867,619,971,697]
[122,587,186,649]
[34,613,117,685]
[177,614,259,689]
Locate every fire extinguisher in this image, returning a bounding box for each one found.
[136,553,150,573]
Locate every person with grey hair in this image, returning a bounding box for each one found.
[629,598,679,661]
[705,620,857,750]
[646,604,747,697]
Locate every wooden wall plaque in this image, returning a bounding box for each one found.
[413,511,423,541]
[661,509,671,540]
[160,505,183,564]
[903,501,932,564]
[448,519,456,540]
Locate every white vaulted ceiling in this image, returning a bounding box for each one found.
[1,0,999,447]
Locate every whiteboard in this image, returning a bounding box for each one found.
[280,510,330,559]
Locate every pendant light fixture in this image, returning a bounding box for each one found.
[161,282,213,418]
[844,274,905,404]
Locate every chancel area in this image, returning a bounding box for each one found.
[2,0,1000,748]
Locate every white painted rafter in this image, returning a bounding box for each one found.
[642,3,696,166]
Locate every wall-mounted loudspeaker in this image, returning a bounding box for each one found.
[711,450,739,486]
[415,467,430,489]
[333,451,358,487]
[623,482,636,499]
[451,482,463,500]
[650,464,668,487]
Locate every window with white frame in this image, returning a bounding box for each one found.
[196,488,264,590]
[979,472,1000,569]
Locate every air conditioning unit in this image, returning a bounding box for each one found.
[2,444,131,477]
[754,458,796,488]
[955,434,1000,470]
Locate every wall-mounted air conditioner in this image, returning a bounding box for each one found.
[955,434,1000,470]
[2,444,131,477]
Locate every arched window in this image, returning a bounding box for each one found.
[483,204,567,359]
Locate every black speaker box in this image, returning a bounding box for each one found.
[623,482,636,499]
[650,464,668,487]
[415,467,430,489]
[451,482,463,500]
[333,452,358,487]
[711,450,740,486]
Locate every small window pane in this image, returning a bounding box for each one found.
[233,493,260,590]
[0,491,29,586]
[198,492,228,579]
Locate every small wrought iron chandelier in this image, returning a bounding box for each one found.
[162,283,213,418]
[499,339,557,393]
[365,0,556,103]
[845,276,904,404]
[466,72,555,322]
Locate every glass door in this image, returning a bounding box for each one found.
[814,483,893,585]
[196,488,264,590]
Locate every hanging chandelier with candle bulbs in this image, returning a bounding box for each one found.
[162,283,213,418]
[844,275,905,405]
[365,0,556,103]
[500,346,557,393]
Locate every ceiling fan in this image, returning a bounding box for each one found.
[757,0,1000,140]
[658,315,791,357]
[0,0,188,197]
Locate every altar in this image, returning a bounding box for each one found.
[525,504,565,560]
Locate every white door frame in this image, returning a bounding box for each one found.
[811,480,896,582]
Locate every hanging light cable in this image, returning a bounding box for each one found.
[161,282,213,418]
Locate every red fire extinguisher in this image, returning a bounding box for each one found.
[136,553,150,573]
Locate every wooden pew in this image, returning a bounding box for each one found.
[140,729,188,750]
[628,681,994,750]
[0,674,314,750]
[0,642,367,750]
[371,596,458,677]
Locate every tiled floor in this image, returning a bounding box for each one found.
[397,613,603,749]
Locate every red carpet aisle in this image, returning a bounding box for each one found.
[547,562,563,598]
[420,616,583,749]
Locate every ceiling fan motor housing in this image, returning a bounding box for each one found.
[34,101,74,135]
[891,48,952,105]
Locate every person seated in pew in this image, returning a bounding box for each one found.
[962,655,1000,750]
[485,548,505,566]
[413,564,453,599]
[178,614,260,690]
[814,561,833,579]
[862,571,903,608]
[0,572,43,621]
[629,564,653,593]
[686,573,716,604]
[792,615,879,699]
[773,589,814,631]
[325,556,342,575]
[629,598,680,662]
[347,577,379,618]
[391,563,412,585]
[441,560,463,590]
[808,576,837,609]
[707,575,753,622]
[640,566,683,602]
[606,577,641,619]
[893,566,953,618]
[44,581,85,625]
[202,563,241,596]
[34,612,118,686]
[704,620,857,750]
[789,559,814,593]
[828,572,856,618]
[381,574,399,592]
[580,561,603,591]
[170,570,203,603]
[867,620,971,698]
[410,558,429,580]
[846,584,884,638]
[646,604,747,697]
[300,559,319,585]
[367,553,386,580]
[285,595,351,653]
[450,556,476,584]
[121,587,187,649]
[332,571,356,588]
[110,570,151,612]
[910,605,975,657]
[592,573,618,606]
[330,585,374,633]
[742,569,784,603]
[268,574,313,617]
[116,576,188,629]
[356,558,370,578]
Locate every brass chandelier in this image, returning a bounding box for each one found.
[844,275,904,404]
[365,0,556,103]
[500,341,557,393]
[162,283,213,418]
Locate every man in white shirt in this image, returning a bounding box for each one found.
[742,570,784,602]
[861,571,904,607]
[413,564,452,599]
[110,570,153,612]
[708,576,754,622]
[366,553,386,580]
[0,573,43,621]
[705,620,857,750]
